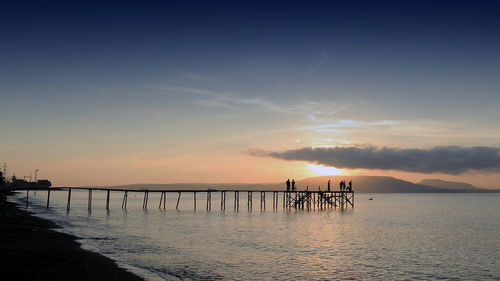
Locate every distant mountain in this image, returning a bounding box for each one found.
[298,176,496,193]
[418,179,477,191]
[105,182,282,191]
[99,176,497,193]
[297,176,439,193]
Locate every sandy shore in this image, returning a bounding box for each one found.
[0,191,144,281]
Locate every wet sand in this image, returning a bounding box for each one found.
[0,191,144,281]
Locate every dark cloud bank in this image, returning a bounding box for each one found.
[248,146,500,174]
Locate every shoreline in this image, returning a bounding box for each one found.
[0,191,144,281]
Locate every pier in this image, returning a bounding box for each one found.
[23,187,354,211]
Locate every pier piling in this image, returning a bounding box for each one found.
[176,192,181,210]
[88,189,92,211]
[275,191,279,210]
[248,191,252,210]
[220,191,226,210]
[263,191,266,210]
[121,191,128,209]
[66,188,71,211]
[193,192,197,210]
[46,189,51,208]
[159,192,164,209]
[233,191,239,210]
[142,191,149,209]
[282,192,285,209]
[106,190,110,211]
[206,191,211,211]
[272,192,275,210]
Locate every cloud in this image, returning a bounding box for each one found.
[148,85,345,117]
[301,120,398,131]
[304,50,328,76]
[148,85,289,112]
[246,146,500,174]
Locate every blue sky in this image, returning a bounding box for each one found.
[1,1,500,187]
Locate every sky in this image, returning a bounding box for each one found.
[1,0,500,188]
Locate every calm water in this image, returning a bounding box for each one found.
[11,190,500,280]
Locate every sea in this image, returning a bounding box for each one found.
[10,190,500,280]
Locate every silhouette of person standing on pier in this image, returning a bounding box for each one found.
[286,179,290,192]
[328,180,331,192]
[348,180,352,192]
[292,179,296,191]
[339,180,343,191]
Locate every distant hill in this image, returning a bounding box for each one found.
[96,176,497,193]
[298,176,497,193]
[297,176,439,193]
[418,179,477,191]
[104,182,282,191]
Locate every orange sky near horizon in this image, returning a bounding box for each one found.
[5,148,500,190]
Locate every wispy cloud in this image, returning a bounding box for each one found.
[148,86,220,98]
[178,71,220,83]
[304,50,328,76]
[247,145,500,174]
[302,120,398,131]
[147,85,345,117]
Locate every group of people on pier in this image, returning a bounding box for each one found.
[339,180,353,192]
[286,179,296,192]
[286,178,353,192]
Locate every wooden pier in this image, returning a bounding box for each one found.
[22,187,354,211]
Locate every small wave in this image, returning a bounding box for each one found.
[88,237,118,241]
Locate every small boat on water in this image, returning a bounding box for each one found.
[369,197,373,200]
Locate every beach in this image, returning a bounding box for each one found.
[0,191,143,281]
